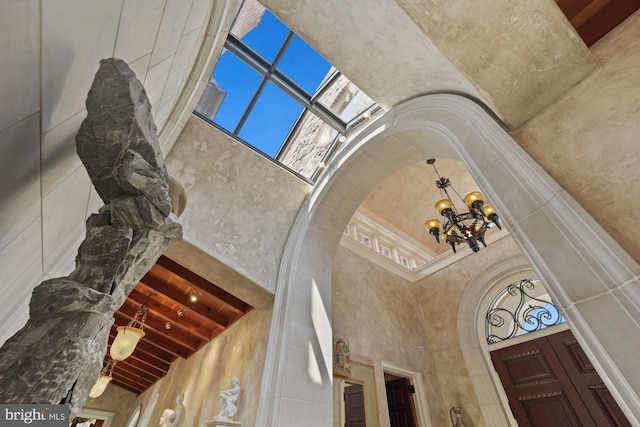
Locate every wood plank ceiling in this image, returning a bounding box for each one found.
[555,0,640,46]
[104,255,252,395]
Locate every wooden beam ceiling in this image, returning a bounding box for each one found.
[555,0,640,46]
[103,255,252,394]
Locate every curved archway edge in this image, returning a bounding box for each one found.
[257,94,640,426]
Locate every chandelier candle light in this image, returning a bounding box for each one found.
[424,159,501,253]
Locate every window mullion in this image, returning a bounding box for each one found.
[234,77,268,135]
[310,70,342,104]
[270,31,295,71]
[226,34,347,134]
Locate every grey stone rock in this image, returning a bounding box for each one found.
[76,58,172,216]
[0,58,182,413]
[0,279,115,406]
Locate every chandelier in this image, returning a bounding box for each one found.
[424,159,501,253]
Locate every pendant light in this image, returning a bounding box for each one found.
[110,298,150,361]
[89,360,116,399]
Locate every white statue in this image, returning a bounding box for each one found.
[214,377,241,421]
[158,409,175,427]
[171,394,186,427]
[159,394,186,427]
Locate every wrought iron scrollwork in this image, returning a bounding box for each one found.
[485,279,565,344]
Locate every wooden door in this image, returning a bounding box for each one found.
[547,330,631,426]
[491,330,631,426]
[385,378,417,427]
[345,383,366,427]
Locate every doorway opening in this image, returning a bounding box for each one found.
[381,363,432,427]
[343,381,366,427]
[479,272,631,426]
[384,372,418,427]
[71,409,115,427]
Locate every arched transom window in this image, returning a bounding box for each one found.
[485,278,565,344]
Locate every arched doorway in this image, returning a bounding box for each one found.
[257,94,640,427]
[490,329,631,426]
[464,262,630,426]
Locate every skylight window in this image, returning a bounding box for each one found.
[194,2,375,181]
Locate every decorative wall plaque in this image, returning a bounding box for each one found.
[333,337,351,378]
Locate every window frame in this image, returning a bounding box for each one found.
[194,12,378,183]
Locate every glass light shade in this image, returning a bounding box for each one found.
[435,199,453,215]
[425,219,440,231]
[110,326,145,361]
[483,204,496,217]
[464,191,484,208]
[89,374,112,398]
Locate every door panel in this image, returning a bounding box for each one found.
[345,383,366,427]
[521,393,582,426]
[491,337,596,427]
[385,378,416,427]
[548,330,631,427]
[491,330,631,426]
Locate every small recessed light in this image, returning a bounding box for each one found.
[177,309,184,317]
[190,294,197,303]
[165,322,171,330]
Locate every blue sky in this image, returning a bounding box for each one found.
[212,11,332,157]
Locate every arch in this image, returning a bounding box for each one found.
[137,391,160,427]
[124,405,141,427]
[158,0,238,154]
[256,94,640,427]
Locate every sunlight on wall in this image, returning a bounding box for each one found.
[307,341,323,385]
[308,279,332,385]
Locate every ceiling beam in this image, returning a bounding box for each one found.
[138,275,230,327]
[118,355,167,379]
[128,287,213,341]
[156,255,251,314]
[111,359,159,385]
[118,298,203,352]
[113,312,193,359]
[109,329,175,366]
[110,371,147,394]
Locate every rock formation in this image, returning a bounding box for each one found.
[0,58,181,412]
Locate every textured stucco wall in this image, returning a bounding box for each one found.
[413,237,524,427]
[511,10,640,263]
[166,116,311,293]
[82,383,138,427]
[111,307,272,427]
[395,0,595,128]
[331,245,449,427]
[332,239,522,427]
